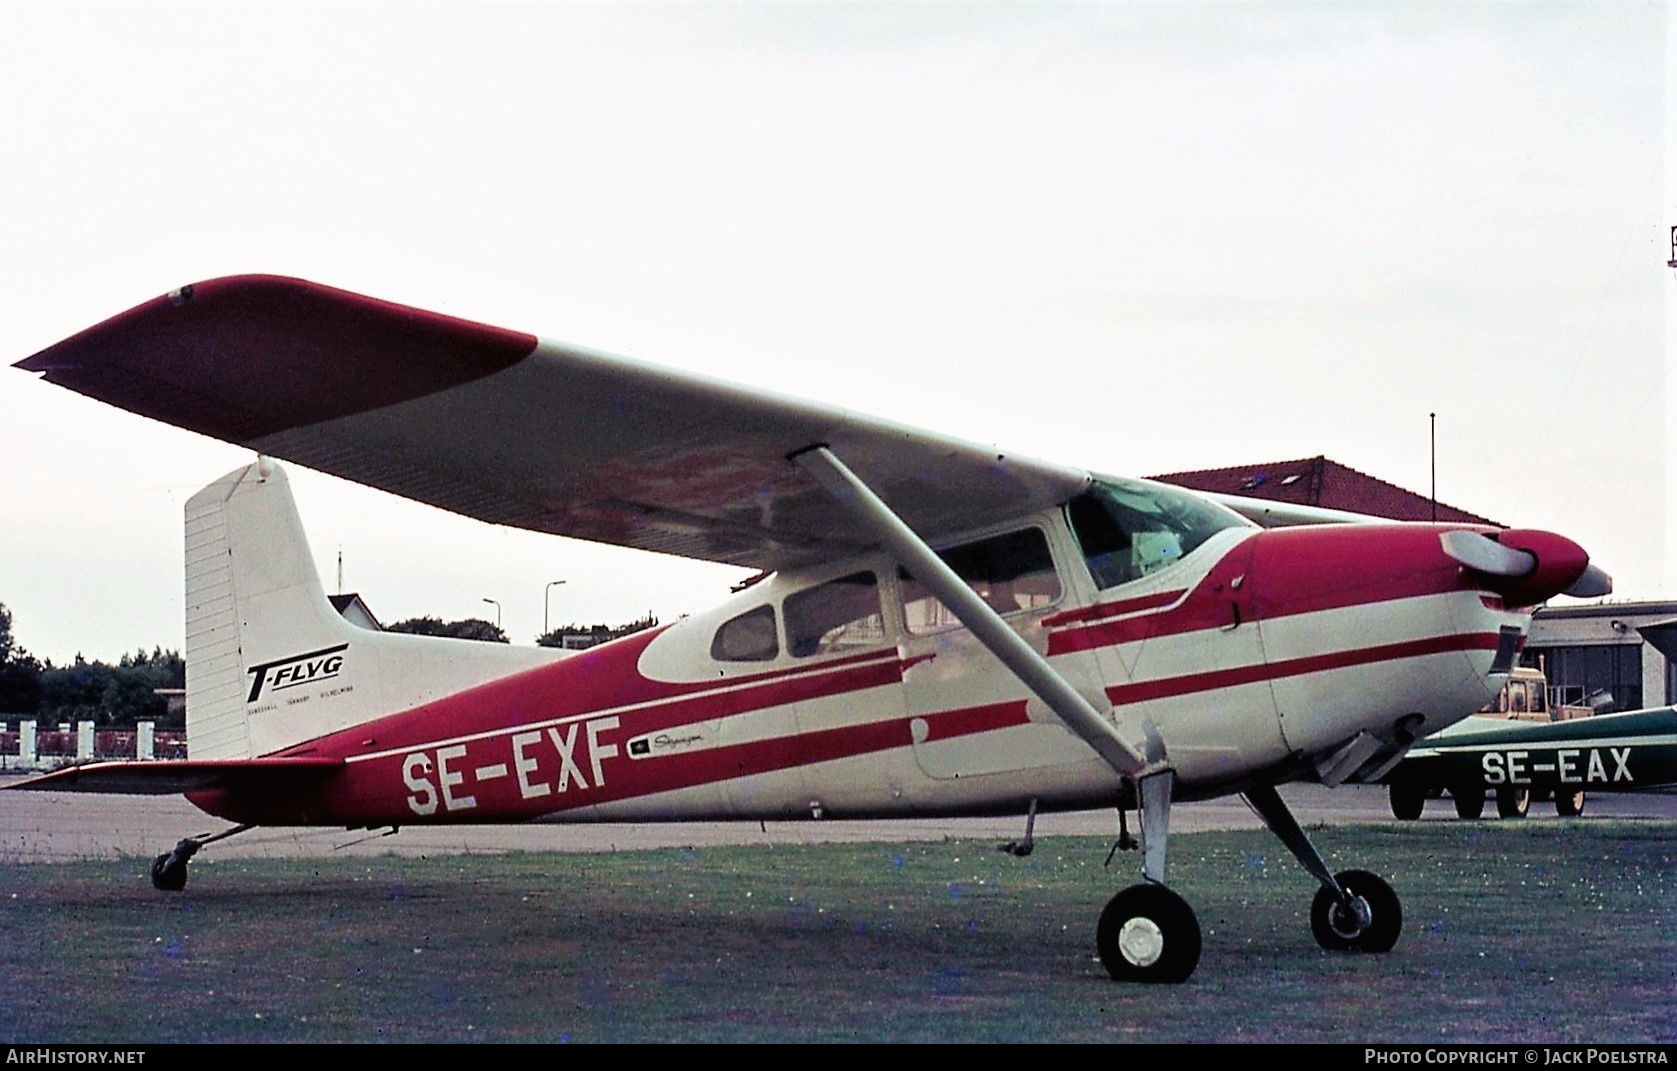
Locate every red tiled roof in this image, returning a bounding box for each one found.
[1150,456,1497,526]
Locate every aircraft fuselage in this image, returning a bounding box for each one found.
[188,517,1527,828]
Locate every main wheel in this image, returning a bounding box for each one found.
[150,852,188,892]
[1311,869,1402,954]
[1388,782,1425,821]
[1452,785,1485,820]
[1096,884,1201,984]
[1556,789,1586,817]
[1496,786,1530,819]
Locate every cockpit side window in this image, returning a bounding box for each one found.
[1067,477,1246,590]
[784,571,885,658]
[900,527,1061,634]
[711,605,779,662]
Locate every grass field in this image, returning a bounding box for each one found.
[2,821,1673,1043]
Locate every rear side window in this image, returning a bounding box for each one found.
[712,606,778,662]
[900,528,1061,634]
[785,572,884,658]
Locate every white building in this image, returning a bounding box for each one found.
[1526,601,1677,713]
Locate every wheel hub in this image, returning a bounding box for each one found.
[1328,894,1373,939]
[1118,917,1165,967]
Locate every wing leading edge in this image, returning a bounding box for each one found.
[18,276,1090,570]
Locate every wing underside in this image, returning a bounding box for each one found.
[17,276,1090,569]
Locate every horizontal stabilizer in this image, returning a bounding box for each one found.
[4,757,344,795]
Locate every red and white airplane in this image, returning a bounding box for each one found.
[9,276,1609,983]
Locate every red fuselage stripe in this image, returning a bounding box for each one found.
[1040,589,1185,628]
[1105,632,1501,705]
[304,639,903,762]
[1048,526,1474,656]
[568,702,1032,811]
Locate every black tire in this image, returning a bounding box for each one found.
[1556,789,1585,817]
[1388,782,1425,821]
[1096,884,1202,984]
[1496,786,1530,819]
[1452,786,1485,820]
[1311,869,1402,954]
[150,852,187,892]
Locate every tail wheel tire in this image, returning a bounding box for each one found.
[1311,869,1402,954]
[1556,789,1585,817]
[1388,782,1425,821]
[150,853,187,892]
[1452,786,1485,820]
[1096,884,1201,984]
[1496,786,1530,819]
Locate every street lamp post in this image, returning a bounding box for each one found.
[481,597,501,631]
[544,580,567,637]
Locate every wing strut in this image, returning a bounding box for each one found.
[791,445,1150,776]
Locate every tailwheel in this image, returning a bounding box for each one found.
[1556,789,1586,817]
[149,851,189,892]
[1496,786,1530,819]
[1096,884,1201,984]
[146,825,252,892]
[1310,869,1402,954]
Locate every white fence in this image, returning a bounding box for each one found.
[0,720,173,771]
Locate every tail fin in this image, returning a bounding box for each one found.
[185,460,562,759]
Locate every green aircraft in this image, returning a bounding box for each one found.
[1385,620,1677,820]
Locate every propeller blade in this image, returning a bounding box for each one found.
[1439,530,1535,578]
[1563,563,1612,598]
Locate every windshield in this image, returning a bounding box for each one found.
[1066,476,1249,590]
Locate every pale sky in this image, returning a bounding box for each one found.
[0,1,1667,665]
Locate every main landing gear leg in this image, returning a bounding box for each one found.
[998,798,1039,857]
[150,824,253,892]
[1243,785,1402,954]
[1096,771,1202,984]
[793,447,1181,982]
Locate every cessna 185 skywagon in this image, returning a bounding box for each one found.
[10,276,1610,983]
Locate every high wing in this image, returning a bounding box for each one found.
[4,757,344,795]
[16,276,1090,570]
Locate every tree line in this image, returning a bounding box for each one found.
[0,603,183,726]
[385,612,658,648]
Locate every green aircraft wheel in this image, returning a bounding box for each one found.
[1452,786,1485,820]
[1496,786,1530,819]
[1388,782,1425,821]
